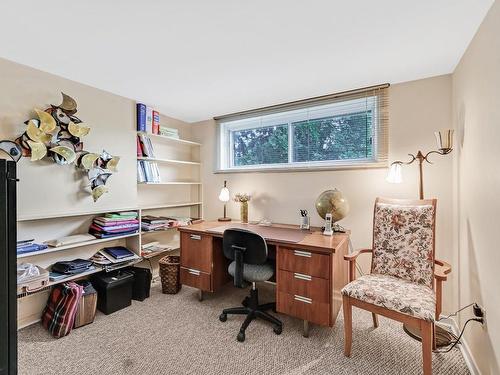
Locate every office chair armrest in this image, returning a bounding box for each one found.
[434,259,451,281]
[344,248,372,261]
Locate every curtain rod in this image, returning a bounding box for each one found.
[213,83,390,121]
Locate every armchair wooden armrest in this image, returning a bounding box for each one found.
[344,248,372,282]
[344,248,373,261]
[434,259,452,320]
[434,259,451,281]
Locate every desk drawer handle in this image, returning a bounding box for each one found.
[294,295,312,304]
[187,268,200,276]
[190,234,202,241]
[293,273,312,281]
[293,250,311,258]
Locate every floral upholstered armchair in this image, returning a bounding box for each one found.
[341,198,451,375]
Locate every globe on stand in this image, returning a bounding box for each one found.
[315,189,349,232]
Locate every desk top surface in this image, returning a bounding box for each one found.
[178,220,349,254]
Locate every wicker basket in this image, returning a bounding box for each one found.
[159,255,181,294]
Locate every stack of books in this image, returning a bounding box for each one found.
[137,133,155,158]
[137,103,160,134]
[91,246,140,272]
[141,241,173,257]
[159,126,179,139]
[141,215,174,232]
[89,212,140,239]
[17,240,48,255]
[137,160,160,183]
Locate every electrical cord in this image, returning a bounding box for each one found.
[348,238,365,276]
[433,318,483,353]
[437,303,474,321]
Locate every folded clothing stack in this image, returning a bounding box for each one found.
[17,239,48,255]
[89,211,139,238]
[51,259,94,275]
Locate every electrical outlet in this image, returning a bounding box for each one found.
[473,303,486,325]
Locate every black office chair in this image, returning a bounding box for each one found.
[218,228,283,342]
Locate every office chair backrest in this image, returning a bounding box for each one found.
[223,228,268,288]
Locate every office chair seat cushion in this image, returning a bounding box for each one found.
[228,261,274,282]
[341,274,436,321]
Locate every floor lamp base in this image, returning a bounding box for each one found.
[403,323,456,348]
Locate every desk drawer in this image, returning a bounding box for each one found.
[277,270,329,303]
[180,267,211,291]
[277,248,330,279]
[180,232,212,273]
[277,291,330,326]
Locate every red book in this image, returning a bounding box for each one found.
[152,111,160,135]
[136,136,143,157]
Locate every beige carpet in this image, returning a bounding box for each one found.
[19,282,469,375]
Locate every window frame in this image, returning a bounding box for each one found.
[215,86,388,173]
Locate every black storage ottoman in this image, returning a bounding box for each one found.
[92,271,134,315]
[128,267,152,301]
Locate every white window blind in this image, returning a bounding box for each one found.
[216,84,389,172]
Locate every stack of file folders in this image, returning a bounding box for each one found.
[89,212,139,239]
[17,239,48,255]
[141,215,173,231]
[92,246,140,272]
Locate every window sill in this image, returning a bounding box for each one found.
[214,161,388,174]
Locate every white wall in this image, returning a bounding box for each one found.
[192,75,456,312]
[452,0,500,373]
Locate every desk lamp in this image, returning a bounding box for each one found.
[218,180,231,222]
[386,129,454,198]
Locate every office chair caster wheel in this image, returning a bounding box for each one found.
[273,325,282,335]
[219,313,227,322]
[237,331,245,342]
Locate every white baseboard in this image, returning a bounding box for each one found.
[437,317,480,375]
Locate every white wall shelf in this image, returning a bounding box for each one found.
[140,202,202,210]
[137,157,200,166]
[141,227,177,235]
[137,131,201,147]
[17,232,140,259]
[18,207,140,222]
[138,181,202,185]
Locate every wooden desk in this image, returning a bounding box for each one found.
[177,221,349,336]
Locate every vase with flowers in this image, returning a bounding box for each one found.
[234,193,251,223]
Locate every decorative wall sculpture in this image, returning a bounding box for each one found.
[0,93,119,202]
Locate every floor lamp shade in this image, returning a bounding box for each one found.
[386,162,403,183]
[434,129,454,153]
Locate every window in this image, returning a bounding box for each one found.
[216,85,388,172]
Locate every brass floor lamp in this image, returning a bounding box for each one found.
[386,129,455,347]
[386,129,454,198]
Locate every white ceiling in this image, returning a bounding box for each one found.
[0,0,493,122]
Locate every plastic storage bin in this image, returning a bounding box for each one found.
[92,271,134,315]
[17,265,49,294]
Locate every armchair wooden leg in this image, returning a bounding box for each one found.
[343,295,353,357]
[421,320,433,375]
[372,313,379,328]
[432,323,437,351]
